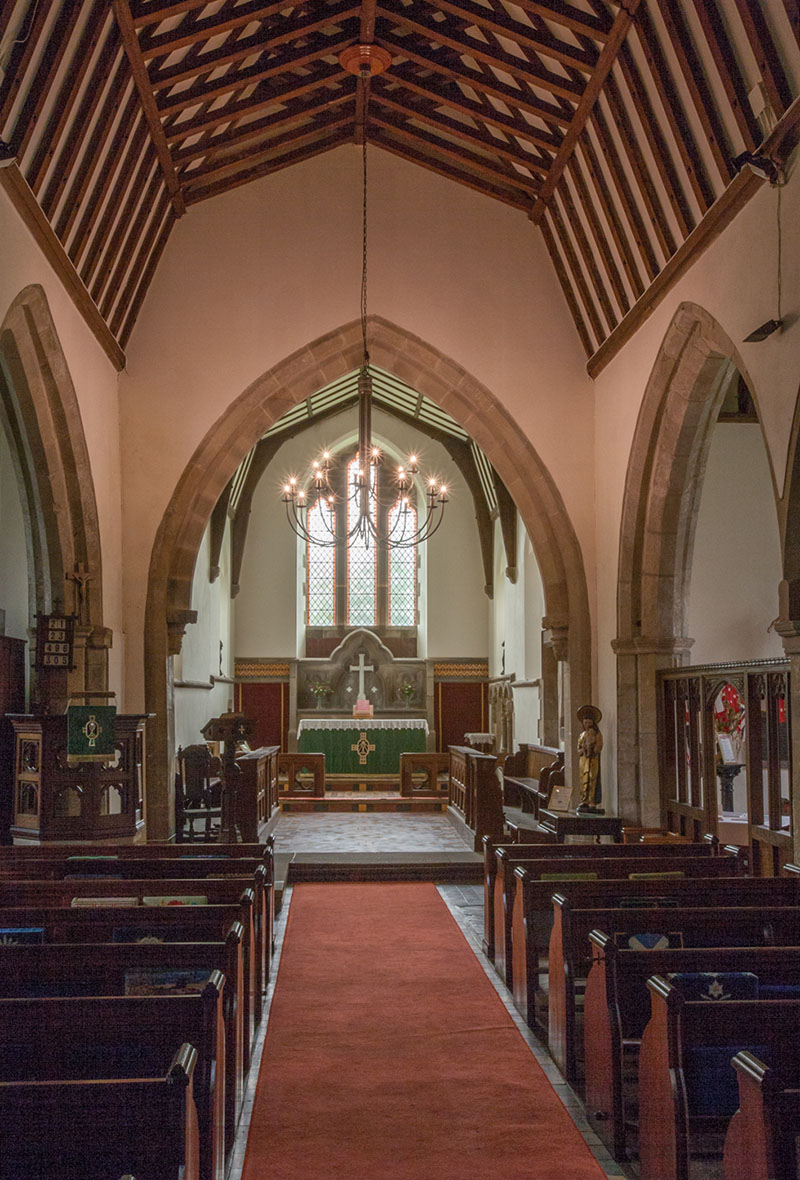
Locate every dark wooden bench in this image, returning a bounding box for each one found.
[0,929,246,1154]
[0,838,276,959]
[549,897,800,1086]
[501,744,563,827]
[723,1049,800,1180]
[0,869,269,1016]
[584,935,800,1160]
[483,837,724,978]
[511,871,800,1042]
[0,974,227,1180]
[494,849,739,991]
[0,1042,201,1180]
[638,975,800,1180]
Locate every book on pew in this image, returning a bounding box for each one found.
[124,967,211,996]
[142,895,208,907]
[71,896,140,907]
[0,927,45,944]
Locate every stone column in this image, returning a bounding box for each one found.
[612,635,694,826]
[542,618,571,783]
[775,590,800,863]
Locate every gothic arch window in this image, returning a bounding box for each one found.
[305,449,418,631]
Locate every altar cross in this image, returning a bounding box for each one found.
[349,651,374,698]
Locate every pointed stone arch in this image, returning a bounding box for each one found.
[614,301,774,823]
[145,316,591,837]
[0,284,106,699]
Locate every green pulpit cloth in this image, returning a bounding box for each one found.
[297,718,428,774]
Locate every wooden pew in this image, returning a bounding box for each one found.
[723,1050,800,1180]
[0,929,246,1156]
[494,849,739,991]
[584,936,800,1160]
[548,897,800,1087]
[0,837,276,956]
[512,871,800,1041]
[0,1042,201,1180]
[0,868,269,1018]
[0,974,227,1180]
[484,838,725,980]
[638,976,800,1180]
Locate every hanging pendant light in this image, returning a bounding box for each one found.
[281,45,448,550]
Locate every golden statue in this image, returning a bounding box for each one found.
[576,704,603,814]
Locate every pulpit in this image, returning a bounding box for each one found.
[8,714,148,843]
[297,718,428,774]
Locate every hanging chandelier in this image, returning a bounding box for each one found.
[281,45,449,550]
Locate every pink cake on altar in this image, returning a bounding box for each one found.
[353,698,373,719]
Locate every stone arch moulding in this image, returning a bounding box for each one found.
[0,284,106,697]
[614,300,775,826]
[145,316,592,838]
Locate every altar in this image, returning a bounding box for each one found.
[297,718,429,774]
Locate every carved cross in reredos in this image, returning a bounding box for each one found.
[349,650,374,698]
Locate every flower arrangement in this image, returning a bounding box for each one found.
[310,681,333,707]
[400,680,415,703]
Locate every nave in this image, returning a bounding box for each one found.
[232,873,620,1180]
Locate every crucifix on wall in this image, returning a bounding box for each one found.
[350,651,374,699]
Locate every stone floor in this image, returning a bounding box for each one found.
[271,810,473,852]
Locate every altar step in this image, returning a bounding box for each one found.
[279,791,448,814]
[285,851,482,885]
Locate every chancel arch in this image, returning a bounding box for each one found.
[615,301,780,827]
[0,284,107,706]
[145,317,591,838]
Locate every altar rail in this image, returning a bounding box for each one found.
[656,660,791,875]
[448,746,504,852]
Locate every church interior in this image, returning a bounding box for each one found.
[1,1,800,1177]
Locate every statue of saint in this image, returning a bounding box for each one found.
[576,705,603,814]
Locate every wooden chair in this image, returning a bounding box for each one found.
[175,745,222,842]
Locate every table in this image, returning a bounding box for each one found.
[297,718,428,774]
[538,808,622,842]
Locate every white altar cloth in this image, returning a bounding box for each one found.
[297,717,429,737]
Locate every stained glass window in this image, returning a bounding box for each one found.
[306,498,335,625]
[388,500,417,626]
[347,457,376,627]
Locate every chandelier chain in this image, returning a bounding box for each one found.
[361,129,369,368]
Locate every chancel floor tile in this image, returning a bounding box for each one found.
[271,812,473,853]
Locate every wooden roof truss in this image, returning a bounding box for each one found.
[0,0,798,364]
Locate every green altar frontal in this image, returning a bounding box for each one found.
[297,718,428,774]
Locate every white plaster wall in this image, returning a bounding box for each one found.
[688,423,784,663]
[233,406,487,658]
[174,518,235,748]
[0,418,30,643]
[120,146,594,709]
[592,161,800,812]
[490,517,546,745]
[0,187,126,701]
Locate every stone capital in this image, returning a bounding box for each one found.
[774,617,800,656]
[611,634,694,658]
[166,609,198,656]
[542,616,569,661]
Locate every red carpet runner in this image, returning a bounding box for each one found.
[243,883,608,1179]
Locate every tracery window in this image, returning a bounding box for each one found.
[305,449,418,630]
